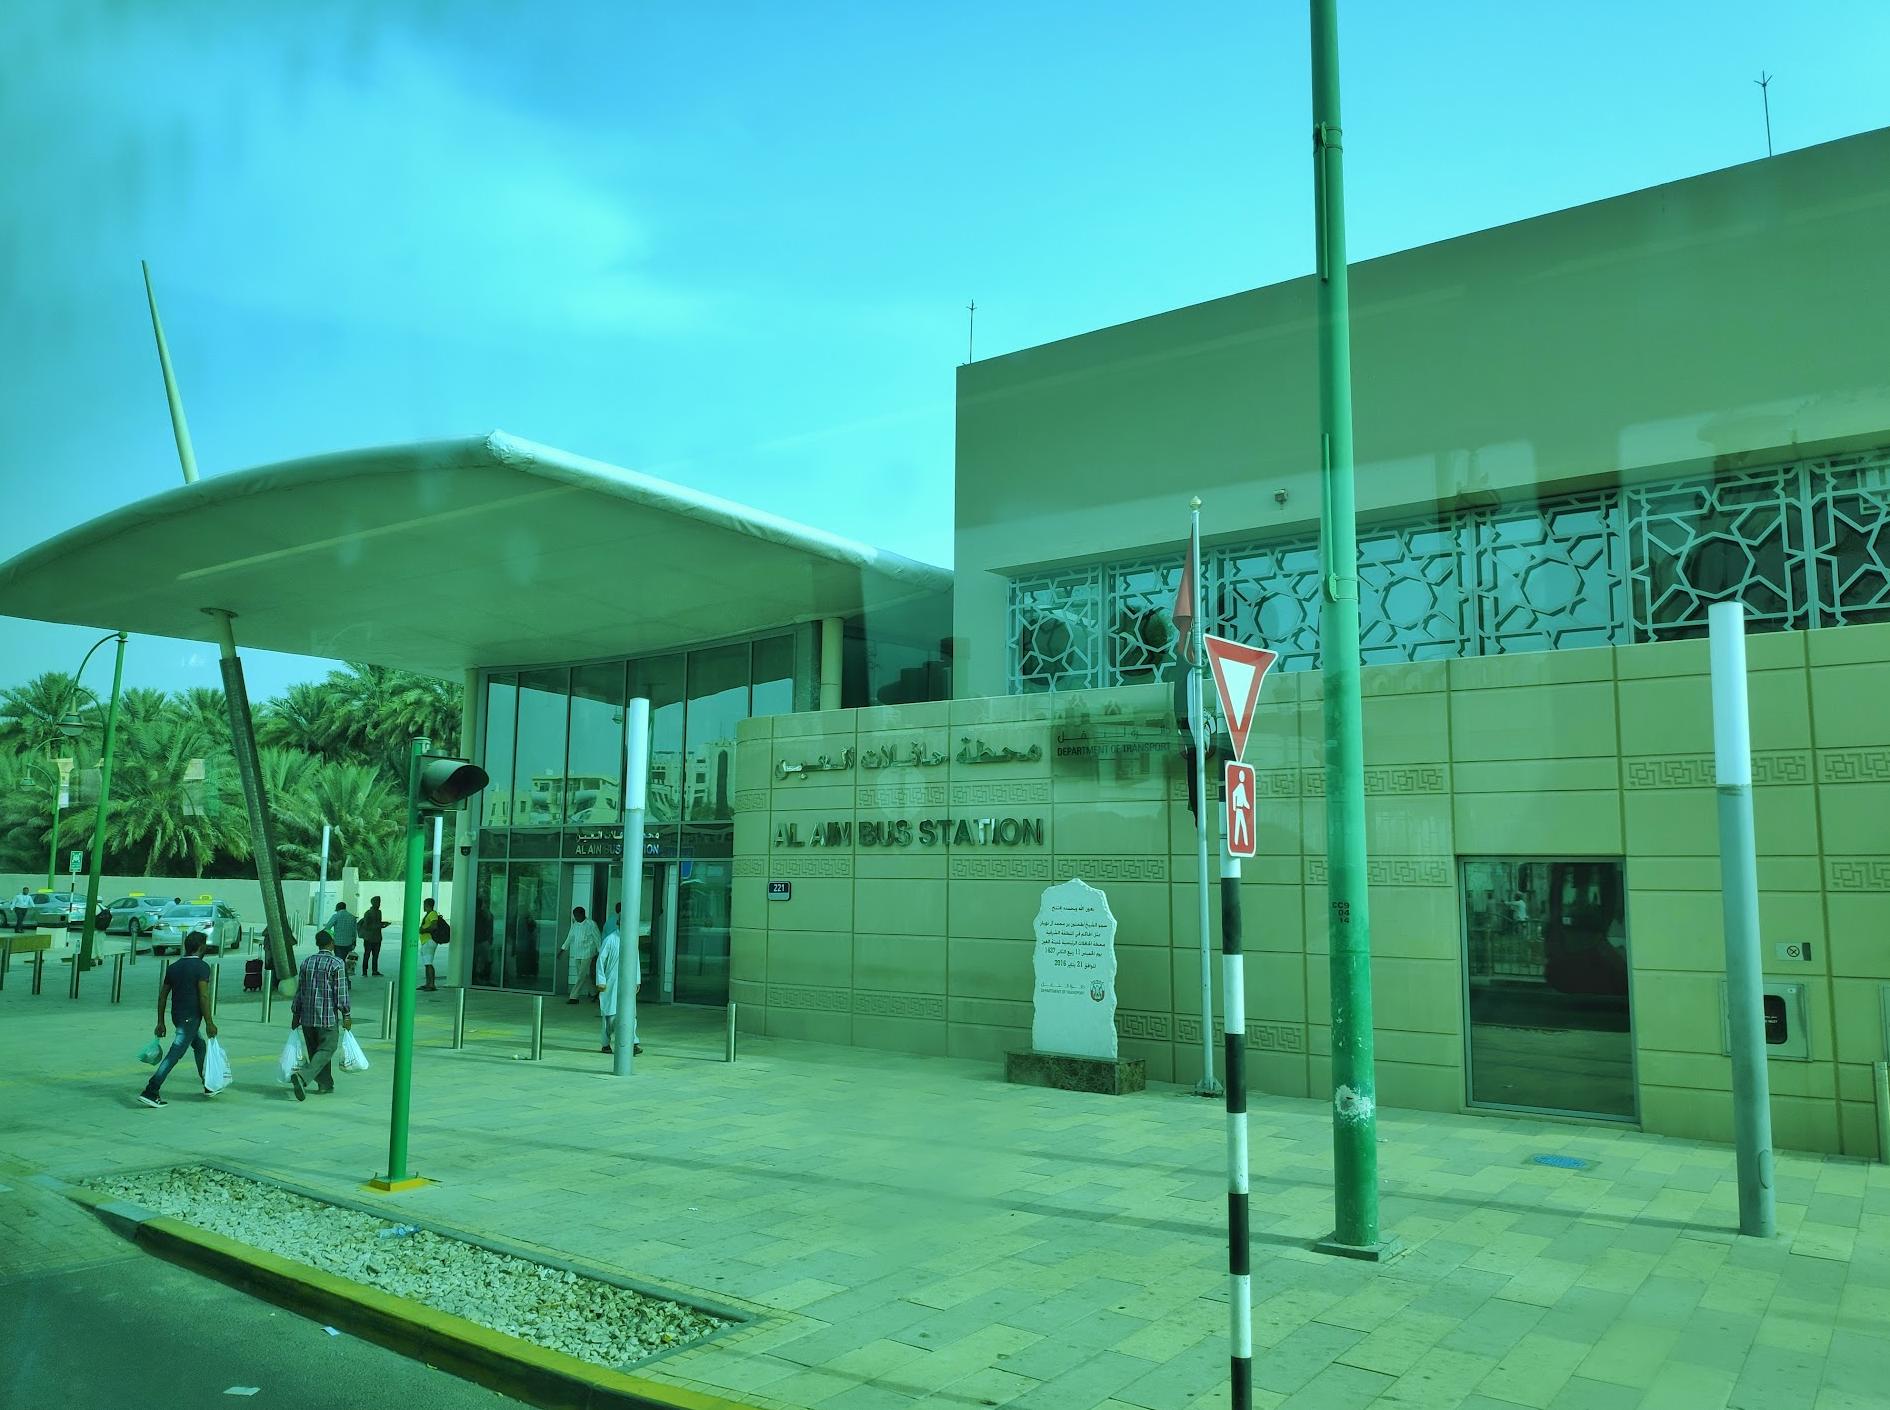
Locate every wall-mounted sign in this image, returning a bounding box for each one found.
[773,816,1045,849]
[767,881,792,901]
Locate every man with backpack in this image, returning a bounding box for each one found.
[418,897,449,991]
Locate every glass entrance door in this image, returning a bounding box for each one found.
[1461,858,1636,1120]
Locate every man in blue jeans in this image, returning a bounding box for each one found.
[140,931,217,1108]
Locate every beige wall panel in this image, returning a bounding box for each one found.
[1624,787,1819,857]
[763,878,854,934]
[1453,789,1623,857]
[765,930,851,988]
[854,878,948,937]
[767,1008,852,1045]
[1250,1051,1308,1098]
[730,927,767,984]
[1450,682,1618,762]
[1818,784,1890,855]
[948,996,1032,1029]
[1447,648,1614,691]
[948,1022,1029,1064]
[1452,758,1619,793]
[1243,951,1307,1025]
[853,933,947,994]
[1376,1062,1465,1114]
[1056,800,1167,856]
[1359,691,1450,766]
[1832,978,1890,1063]
[852,1015,949,1057]
[1826,895,1890,978]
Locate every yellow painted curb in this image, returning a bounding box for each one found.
[61,1182,759,1410]
[366,1175,434,1193]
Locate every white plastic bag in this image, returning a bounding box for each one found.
[277,1030,307,1085]
[203,1038,233,1093]
[338,1030,370,1072]
[137,1036,165,1066]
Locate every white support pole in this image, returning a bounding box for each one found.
[1189,500,1221,1098]
[431,815,443,914]
[317,823,331,926]
[615,699,651,1076]
[819,617,844,712]
[1708,600,1776,1239]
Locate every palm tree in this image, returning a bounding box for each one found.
[173,687,233,749]
[0,672,96,759]
[258,682,340,755]
[329,664,459,772]
[0,751,58,875]
[64,719,249,876]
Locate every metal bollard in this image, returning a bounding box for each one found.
[726,1001,738,1062]
[1874,1061,1890,1167]
[529,995,544,1060]
[68,945,82,998]
[261,976,273,1023]
[32,950,45,995]
[379,981,394,1041]
[212,961,222,1011]
[0,936,11,990]
[451,987,467,1050]
[111,953,125,1003]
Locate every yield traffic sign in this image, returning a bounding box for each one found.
[1203,634,1277,762]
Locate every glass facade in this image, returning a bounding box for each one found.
[1006,448,1890,691]
[473,634,799,1003]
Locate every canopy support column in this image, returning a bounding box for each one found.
[204,609,296,990]
[819,617,844,711]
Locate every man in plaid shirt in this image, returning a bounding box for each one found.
[289,929,352,1100]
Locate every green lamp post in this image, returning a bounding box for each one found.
[73,632,129,975]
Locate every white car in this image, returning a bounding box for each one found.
[147,901,243,955]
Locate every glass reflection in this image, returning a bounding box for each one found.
[511,668,569,828]
[684,643,748,822]
[503,859,559,994]
[630,655,685,827]
[567,660,626,825]
[481,676,517,828]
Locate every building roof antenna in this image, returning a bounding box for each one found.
[966,299,976,364]
[1755,72,1774,157]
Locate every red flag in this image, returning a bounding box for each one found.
[1172,519,1198,664]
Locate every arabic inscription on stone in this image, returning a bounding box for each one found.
[1030,877,1118,1061]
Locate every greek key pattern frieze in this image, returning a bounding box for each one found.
[1304,855,1453,887]
[950,780,1052,806]
[731,789,771,814]
[948,856,1053,880]
[1624,752,1812,788]
[1303,765,1447,797]
[1054,856,1167,882]
[768,984,852,1013]
[731,857,765,877]
[1256,770,1300,798]
[856,784,949,808]
[1116,1010,1172,1041]
[1827,858,1890,891]
[853,990,946,1020]
[1174,1017,1306,1052]
[763,856,854,878]
[1818,748,1890,783]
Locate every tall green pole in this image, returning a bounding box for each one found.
[1310,0,1392,1260]
[45,759,62,890]
[378,736,429,1189]
[76,633,128,972]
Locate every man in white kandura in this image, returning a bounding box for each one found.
[561,905,601,1004]
[594,903,641,1056]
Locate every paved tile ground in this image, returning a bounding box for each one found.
[2,960,1888,1410]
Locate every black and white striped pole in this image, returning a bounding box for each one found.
[1221,841,1252,1410]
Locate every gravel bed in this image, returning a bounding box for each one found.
[87,1166,729,1366]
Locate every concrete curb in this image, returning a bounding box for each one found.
[53,1178,762,1410]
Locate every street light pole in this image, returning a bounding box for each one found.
[1309,0,1393,1260]
[76,633,128,972]
[379,737,429,1190]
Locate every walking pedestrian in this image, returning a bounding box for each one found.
[561,906,601,1004]
[418,897,445,991]
[359,896,387,976]
[325,900,360,974]
[288,929,351,1101]
[10,885,34,932]
[139,932,218,1107]
[595,905,641,1055]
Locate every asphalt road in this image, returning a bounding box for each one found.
[2,1252,526,1410]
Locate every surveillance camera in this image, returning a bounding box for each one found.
[458,845,472,857]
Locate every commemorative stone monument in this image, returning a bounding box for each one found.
[1005,877,1146,1095]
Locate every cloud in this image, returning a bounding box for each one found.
[3,5,717,339]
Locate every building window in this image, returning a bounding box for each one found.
[1003,447,1889,691]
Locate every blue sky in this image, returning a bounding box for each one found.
[3,0,1886,700]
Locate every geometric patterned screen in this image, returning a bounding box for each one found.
[1007,449,1890,691]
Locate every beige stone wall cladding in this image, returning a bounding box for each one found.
[733,623,1890,1157]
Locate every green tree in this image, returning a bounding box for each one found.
[64,719,249,876]
[0,671,97,759]
[257,682,340,755]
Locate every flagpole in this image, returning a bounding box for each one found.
[1189,497,1223,1098]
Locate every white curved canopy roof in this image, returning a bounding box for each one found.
[0,432,951,676]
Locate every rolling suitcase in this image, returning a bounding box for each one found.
[244,957,263,992]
